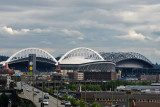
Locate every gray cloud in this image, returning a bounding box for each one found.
[0,0,160,63]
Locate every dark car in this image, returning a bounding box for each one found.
[44,95,49,99]
[39,98,43,102]
[33,92,37,95]
[44,93,49,99]
[35,90,40,93]
[61,100,66,105]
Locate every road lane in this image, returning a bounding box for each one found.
[17,82,65,107]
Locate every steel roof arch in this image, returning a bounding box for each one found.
[6,48,57,63]
[58,47,104,63]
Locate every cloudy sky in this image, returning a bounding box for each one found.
[0,0,160,63]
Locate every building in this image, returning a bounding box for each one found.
[140,75,160,82]
[84,72,117,81]
[67,72,84,80]
[78,92,160,107]
[58,47,116,73]
[100,52,159,79]
[0,63,15,76]
[0,75,7,88]
[1,47,159,81]
[116,85,160,93]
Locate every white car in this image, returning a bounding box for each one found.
[26,88,31,92]
[43,99,49,105]
[65,101,71,106]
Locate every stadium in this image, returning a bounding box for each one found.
[58,47,115,72]
[0,48,57,73]
[100,52,157,79]
[0,47,159,78]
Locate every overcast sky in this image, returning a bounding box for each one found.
[0,0,160,63]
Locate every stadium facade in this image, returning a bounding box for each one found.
[100,52,158,79]
[0,47,159,79]
[58,47,115,72]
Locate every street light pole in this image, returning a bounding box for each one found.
[56,80,59,107]
[33,77,34,102]
[112,84,113,107]
[128,95,129,107]
[57,88,58,107]
[85,81,86,107]
[42,80,44,107]
[20,77,22,89]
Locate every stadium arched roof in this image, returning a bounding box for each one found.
[6,48,57,63]
[58,47,104,64]
[100,52,152,65]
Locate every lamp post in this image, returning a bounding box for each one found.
[85,81,86,107]
[128,95,129,107]
[33,76,34,102]
[56,80,59,107]
[42,80,44,107]
[20,76,22,89]
[112,84,113,107]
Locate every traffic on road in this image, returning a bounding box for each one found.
[17,82,65,107]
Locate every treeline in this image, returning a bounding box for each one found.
[62,80,151,91]
[0,56,9,62]
[62,95,101,107]
[101,80,151,90]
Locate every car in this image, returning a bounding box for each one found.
[65,101,71,106]
[44,93,49,99]
[35,90,40,93]
[61,100,66,105]
[44,95,49,99]
[44,93,49,95]
[43,99,49,105]
[26,88,31,92]
[28,89,32,92]
[39,98,43,102]
[33,92,37,95]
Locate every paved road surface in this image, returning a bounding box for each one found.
[17,82,65,107]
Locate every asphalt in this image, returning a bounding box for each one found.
[17,82,65,107]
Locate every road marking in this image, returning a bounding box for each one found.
[24,93,29,99]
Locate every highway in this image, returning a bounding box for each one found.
[17,82,65,107]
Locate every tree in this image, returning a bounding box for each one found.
[0,93,8,107]
[68,97,79,106]
[62,94,68,100]
[91,102,101,107]
[79,99,87,107]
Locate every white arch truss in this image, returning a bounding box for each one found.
[6,48,57,63]
[58,47,104,64]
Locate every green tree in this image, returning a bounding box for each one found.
[79,99,87,107]
[68,97,80,106]
[81,84,86,91]
[101,80,151,91]
[0,93,8,107]
[91,102,101,107]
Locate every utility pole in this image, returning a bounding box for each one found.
[57,88,58,107]
[128,95,129,107]
[112,84,113,107]
[48,80,49,89]
[33,77,34,102]
[42,80,44,107]
[56,80,58,107]
[85,81,86,107]
[67,84,68,100]
[16,76,17,94]
[21,76,22,97]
